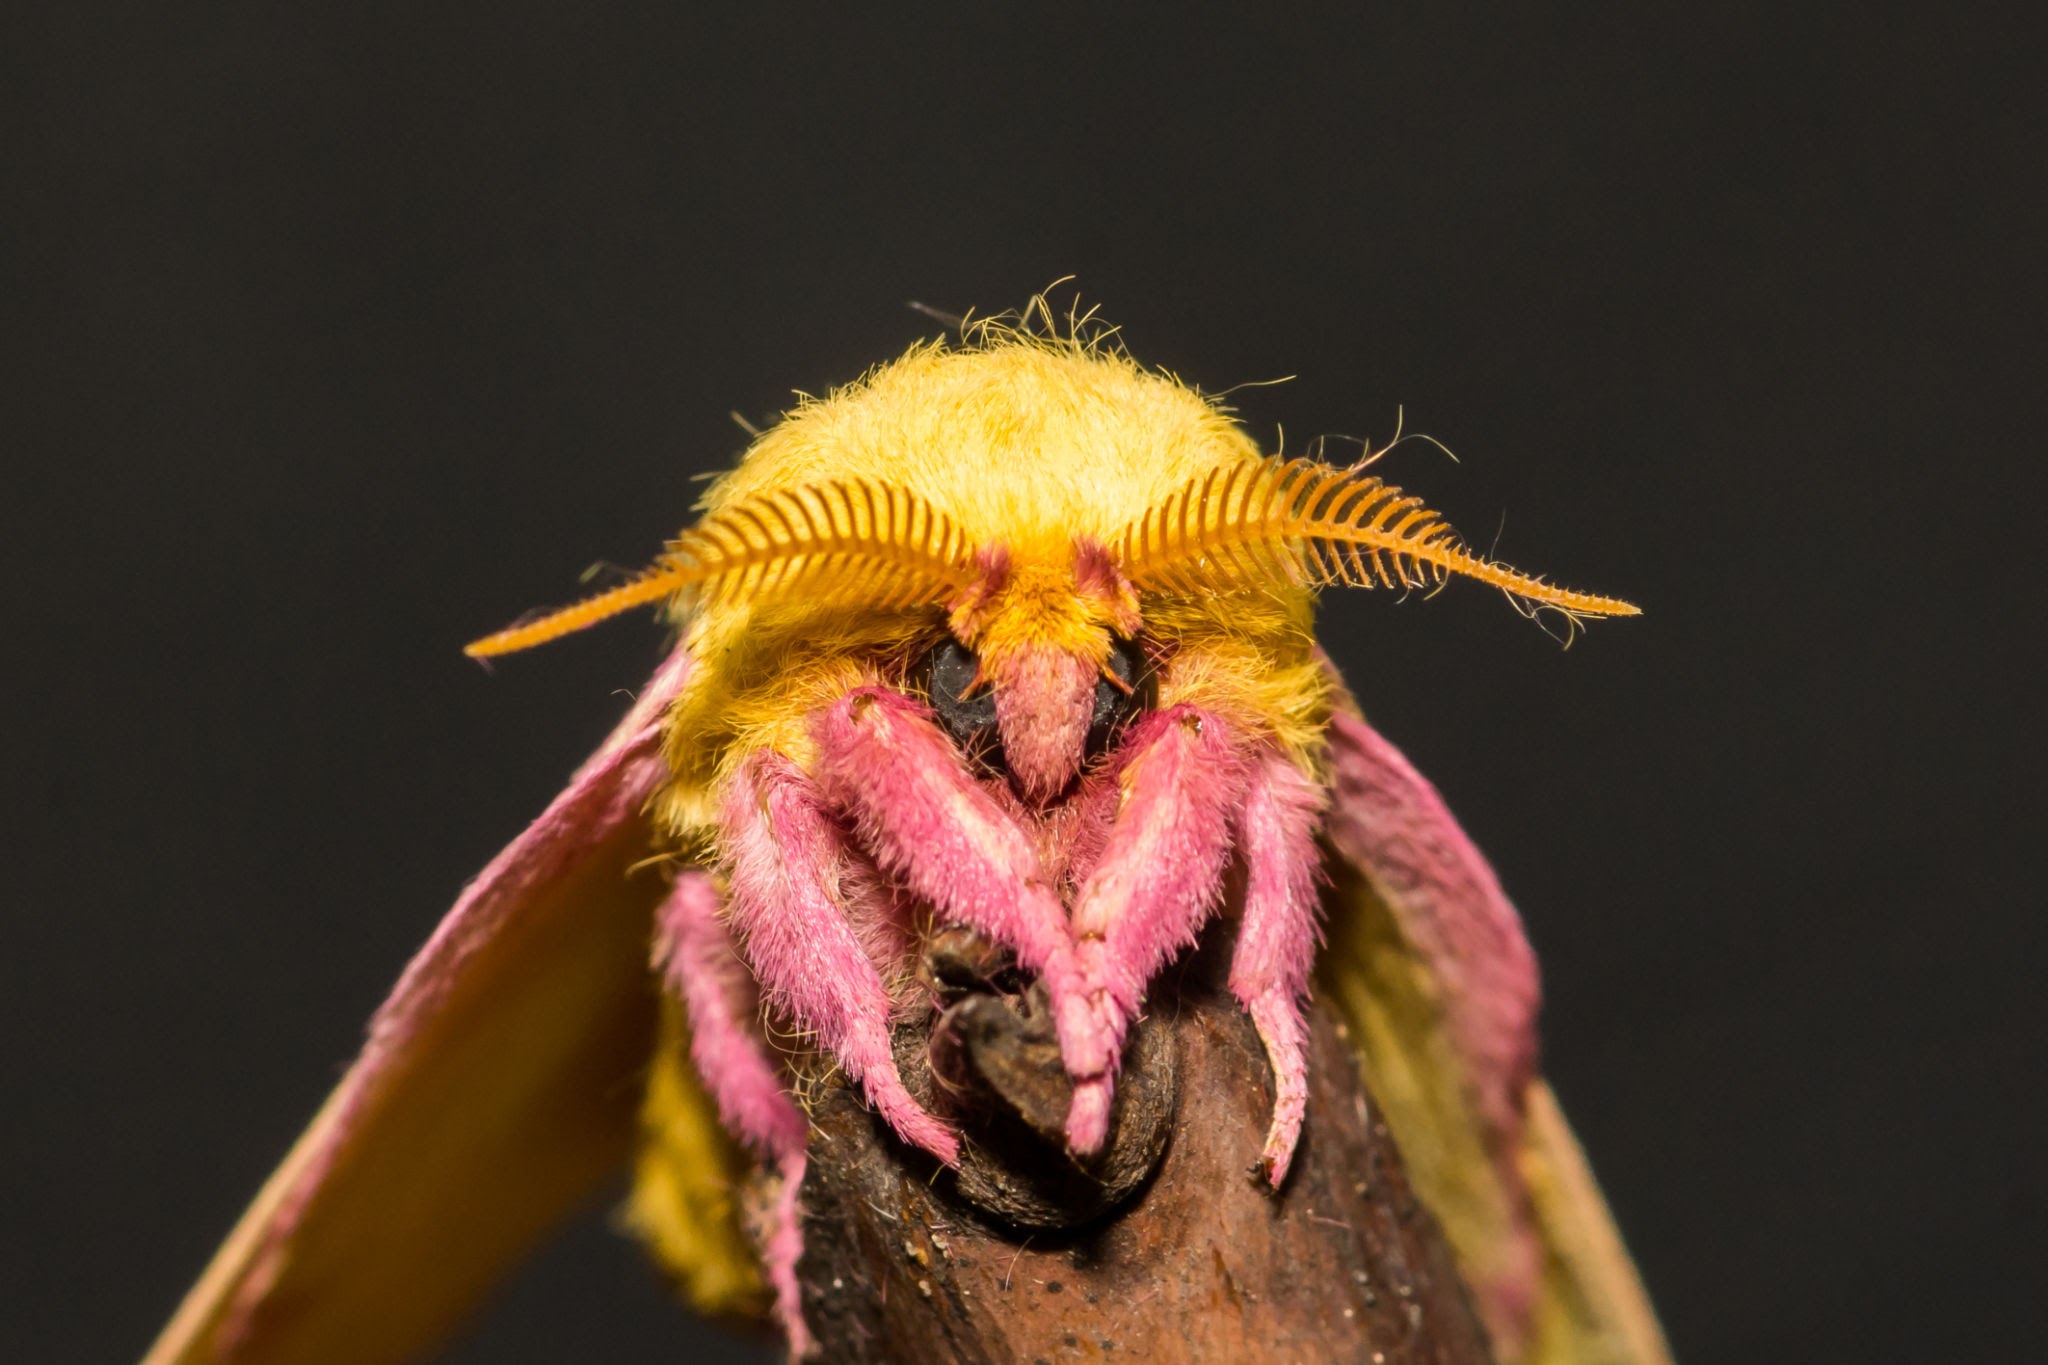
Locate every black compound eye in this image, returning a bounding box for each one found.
[923,639,1002,771]
[1086,635,1149,758]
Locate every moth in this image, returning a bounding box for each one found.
[148,313,1670,1363]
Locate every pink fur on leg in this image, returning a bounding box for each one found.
[721,752,959,1164]
[655,871,813,1356]
[811,688,1074,979]
[1228,748,1328,1187]
[811,687,1103,1088]
[1063,706,1248,1152]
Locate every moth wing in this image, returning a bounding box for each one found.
[145,649,756,1365]
[1316,708,1671,1365]
[1519,1079,1677,1362]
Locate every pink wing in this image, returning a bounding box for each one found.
[144,650,737,1365]
[1317,708,1671,1365]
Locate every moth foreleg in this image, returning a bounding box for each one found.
[810,685,1098,1077]
[1064,705,1248,1153]
[813,686,1078,981]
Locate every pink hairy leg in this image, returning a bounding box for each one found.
[720,752,959,1164]
[1227,748,1329,1187]
[810,686,1100,1069]
[654,871,813,1357]
[1063,706,1249,1153]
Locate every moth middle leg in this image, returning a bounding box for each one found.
[720,750,959,1164]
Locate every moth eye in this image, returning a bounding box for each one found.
[923,638,1003,771]
[1086,635,1150,759]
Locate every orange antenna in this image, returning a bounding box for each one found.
[465,477,980,659]
[464,571,685,658]
[1116,454,1640,623]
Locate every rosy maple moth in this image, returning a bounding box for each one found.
[147,305,1669,1364]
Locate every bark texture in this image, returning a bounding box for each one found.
[789,927,1495,1364]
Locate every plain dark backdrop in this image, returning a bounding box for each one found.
[7,5,2039,1362]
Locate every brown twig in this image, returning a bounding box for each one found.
[784,924,1495,1363]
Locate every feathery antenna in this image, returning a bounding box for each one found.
[1116,455,1639,622]
[465,478,977,658]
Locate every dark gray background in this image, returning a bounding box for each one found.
[7,5,2038,1362]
